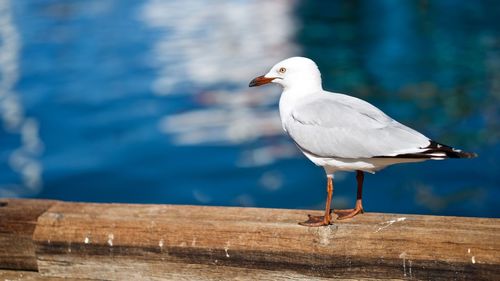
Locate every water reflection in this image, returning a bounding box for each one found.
[141,0,300,166]
[0,0,497,217]
[0,0,43,197]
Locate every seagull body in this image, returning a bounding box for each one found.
[282,91,430,174]
[249,57,476,227]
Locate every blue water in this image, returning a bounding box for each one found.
[1,0,499,218]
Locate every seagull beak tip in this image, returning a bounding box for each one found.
[249,75,274,87]
[248,79,258,87]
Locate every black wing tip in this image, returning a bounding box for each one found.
[374,140,478,159]
[427,140,478,159]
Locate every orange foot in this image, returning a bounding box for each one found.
[334,206,364,220]
[298,214,332,227]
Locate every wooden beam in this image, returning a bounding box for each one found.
[0,198,56,271]
[0,269,96,281]
[28,201,499,280]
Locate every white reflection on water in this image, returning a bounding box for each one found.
[141,0,299,94]
[140,0,300,167]
[0,0,43,197]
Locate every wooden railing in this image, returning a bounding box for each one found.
[0,198,499,280]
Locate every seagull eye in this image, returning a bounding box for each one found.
[278,67,286,74]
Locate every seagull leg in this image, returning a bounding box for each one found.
[299,175,333,227]
[334,170,365,220]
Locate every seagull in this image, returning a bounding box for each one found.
[249,57,477,227]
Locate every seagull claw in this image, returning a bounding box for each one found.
[298,214,332,227]
[334,206,364,220]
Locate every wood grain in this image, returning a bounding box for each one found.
[0,269,98,280]
[30,202,499,280]
[0,198,56,271]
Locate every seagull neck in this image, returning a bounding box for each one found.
[279,86,323,119]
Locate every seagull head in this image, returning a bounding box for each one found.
[249,57,322,91]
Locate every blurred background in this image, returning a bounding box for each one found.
[0,0,498,218]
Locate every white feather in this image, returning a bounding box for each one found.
[285,93,430,159]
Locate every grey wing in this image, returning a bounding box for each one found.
[285,94,431,159]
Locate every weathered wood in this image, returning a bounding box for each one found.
[0,269,393,281]
[29,201,499,281]
[0,198,56,271]
[0,269,96,280]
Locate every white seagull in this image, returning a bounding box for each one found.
[249,57,477,227]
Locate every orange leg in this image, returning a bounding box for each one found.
[299,175,333,227]
[334,170,365,220]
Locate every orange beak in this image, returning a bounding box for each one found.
[249,75,275,87]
